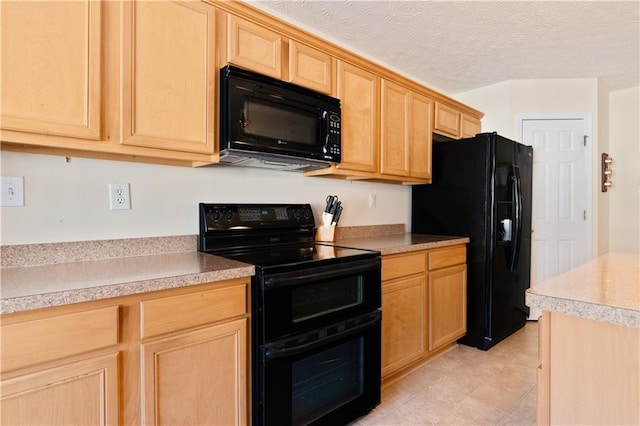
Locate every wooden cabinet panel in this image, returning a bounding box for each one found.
[382,252,426,282]
[140,280,248,339]
[1,353,118,425]
[122,0,216,154]
[141,318,248,426]
[461,114,481,138]
[428,264,467,351]
[1,1,102,140]
[288,40,333,94]
[336,61,379,173]
[226,14,283,79]
[1,306,119,373]
[409,93,433,180]
[380,80,411,177]
[545,312,639,425]
[428,245,467,270]
[382,276,426,376]
[434,102,461,138]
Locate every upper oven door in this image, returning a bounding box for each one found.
[257,257,381,342]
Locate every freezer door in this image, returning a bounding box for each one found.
[488,136,532,348]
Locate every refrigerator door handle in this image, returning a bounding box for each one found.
[508,166,523,271]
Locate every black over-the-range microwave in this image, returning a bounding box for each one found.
[219,65,341,171]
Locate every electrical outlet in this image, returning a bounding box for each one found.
[1,176,24,207]
[109,183,131,210]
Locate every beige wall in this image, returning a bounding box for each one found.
[0,151,411,245]
[608,86,640,253]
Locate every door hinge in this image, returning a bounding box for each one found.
[583,135,588,146]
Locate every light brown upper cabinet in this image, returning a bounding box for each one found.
[380,80,433,180]
[434,102,461,139]
[434,101,482,140]
[380,80,411,177]
[225,14,283,79]
[1,1,102,140]
[409,93,433,180]
[288,40,334,95]
[0,0,481,171]
[121,0,217,155]
[461,114,481,138]
[335,61,380,173]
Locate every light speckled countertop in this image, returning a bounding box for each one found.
[1,252,254,314]
[0,229,468,315]
[526,253,640,328]
[335,233,469,255]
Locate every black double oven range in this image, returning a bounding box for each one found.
[198,203,382,426]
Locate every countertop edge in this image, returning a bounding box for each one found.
[375,237,470,255]
[526,289,640,329]
[1,265,255,315]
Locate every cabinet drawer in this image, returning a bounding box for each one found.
[140,280,248,339]
[428,245,466,270]
[382,252,426,282]
[1,306,119,373]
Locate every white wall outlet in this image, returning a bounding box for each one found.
[109,183,131,210]
[1,176,24,207]
[368,193,377,209]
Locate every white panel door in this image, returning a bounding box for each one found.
[522,119,590,319]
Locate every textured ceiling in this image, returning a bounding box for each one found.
[250,1,640,95]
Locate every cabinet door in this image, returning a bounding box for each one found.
[288,40,333,95]
[1,354,118,425]
[226,14,283,79]
[461,114,481,138]
[141,318,248,426]
[380,80,410,177]
[1,1,101,140]
[381,276,427,377]
[336,61,379,173]
[428,264,467,351]
[409,93,433,179]
[122,0,216,154]
[433,102,461,139]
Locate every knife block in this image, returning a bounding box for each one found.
[315,212,336,242]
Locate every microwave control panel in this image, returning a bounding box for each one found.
[324,112,341,160]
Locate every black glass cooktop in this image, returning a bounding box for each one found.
[208,243,379,272]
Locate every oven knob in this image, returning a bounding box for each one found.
[212,210,221,221]
[224,209,233,221]
[293,210,301,221]
[303,209,312,220]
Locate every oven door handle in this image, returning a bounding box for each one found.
[264,311,381,359]
[263,258,380,289]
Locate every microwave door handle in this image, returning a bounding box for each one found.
[321,111,329,154]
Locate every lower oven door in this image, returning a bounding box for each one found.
[256,310,381,426]
[259,257,381,341]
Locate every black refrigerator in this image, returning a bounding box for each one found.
[412,132,533,350]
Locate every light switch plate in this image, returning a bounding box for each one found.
[1,176,24,207]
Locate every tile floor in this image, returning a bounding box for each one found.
[354,321,539,425]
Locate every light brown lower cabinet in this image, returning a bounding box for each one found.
[1,354,119,425]
[381,245,467,381]
[537,311,640,425]
[0,277,250,426]
[141,318,248,425]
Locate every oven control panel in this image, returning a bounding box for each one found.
[199,203,315,231]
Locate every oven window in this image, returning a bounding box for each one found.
[291,276,363,322]
[244,97,318,145]
[291,338,364,425]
